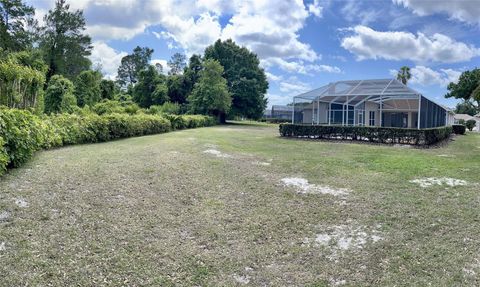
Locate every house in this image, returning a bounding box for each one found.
[272,105,293,120]
[291,79,454,129]
[454,113,480,132]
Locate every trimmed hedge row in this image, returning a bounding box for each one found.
[279,124,453,145]
[0,108,217,175]
[452,124,466,135]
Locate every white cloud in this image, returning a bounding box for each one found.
[393,0,480,25]
[308,0,323,18]
[150,59,171,75]
[390,66,462,87]
[341,26,480,63]
[262,58,341,75]
[89,41,127,80]
[341,0,382,25]
[265,72,283,82]
[267,93,292,106]
[279,77,311,94]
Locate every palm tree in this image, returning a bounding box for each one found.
[396,66,411,85]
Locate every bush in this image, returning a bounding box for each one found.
[147,102,181,115]
[465,120,476,131]
[279,124,452,145]
[92,100,141,115]
[0,137,8,175]
[452,124,466,135]
[0,107,217,175]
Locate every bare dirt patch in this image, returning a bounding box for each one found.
[14,198,28,208]
[0,242,6,251]
[281,177,350,196]
[203,149,232,158]
[0,211,11,221]
[409,177,468,188]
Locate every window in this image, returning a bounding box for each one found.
[369,111,375,126]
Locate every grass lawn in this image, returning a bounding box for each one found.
[1,122,480,286]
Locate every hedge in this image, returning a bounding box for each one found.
[0,107,217,175]
[279,124,453,146]
[452,124,466,135]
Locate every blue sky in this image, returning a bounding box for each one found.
[29,0,480,108]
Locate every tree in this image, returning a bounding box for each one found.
[74,70,102,107]
[132,65,167,108]
[465,119,476,131]
[39,0,92,82]
[183,54,203,96]
[188,59,231,122]
[167,74,188,104]
[100,79,116,100]
[445,68,480,111]
[204,39,268,119]
[167,52,186,75]
[0,0,36,51]
[396,66,411,85]
[455,100,477,116]
[117,46,154,87]
[44,75,76,114]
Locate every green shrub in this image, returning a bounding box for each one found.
[0,107,216,176]
[92,100,140,115]
[147,102,181,115]
[0,108,45,167]
[279,124,452,145]
[0,136,8,175]
[452,124,466,135]
[465,119,476,131]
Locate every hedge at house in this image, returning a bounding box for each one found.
[452,124,466,135]
[279,124,453,145]
[0,107,217,175]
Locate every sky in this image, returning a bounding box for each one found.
[28,0,480,108]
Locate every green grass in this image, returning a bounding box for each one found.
[1,122,479,286]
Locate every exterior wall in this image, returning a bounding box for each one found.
[303,108,312,124]
[420,96,447,128]
[365,101,379,126]
[318,102,328,124]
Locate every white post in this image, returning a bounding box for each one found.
[317,99,320,125]
[292,97,295,124]
[379,95,383,127]
[417,94,421,129]
[328,102,331,125]
[342,103,345,126]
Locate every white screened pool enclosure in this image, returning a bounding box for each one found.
[292,79,454,129]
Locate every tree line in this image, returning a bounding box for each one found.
[0,0,268,122]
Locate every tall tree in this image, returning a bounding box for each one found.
[455,100,477,116]
[204,39,268,119]
[116,46,154,87]
[132,65,167,108]
[183,54,203,96]
[100,79,116,100]
[167,75,188,104]
[74,70,102,107]
[188,59,231,122]
[0,0,36,51]
[39,0,92,82]
[396,66,411,85]
[44,75,76,114]
[167,52,186,75]
[445,68,480,111]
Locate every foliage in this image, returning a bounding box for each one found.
[455,100,477,116]
[117,46,154,87]
[100,79,116,100]
[39,0,91,81]
[92,99,140,115]
[74,70,102,107]
[0,0,36,51]
[188,59,231,122]
[147,102,181,115]
[465,120,477,131]
[182,54,203,98]
[0,52,46,109]
[452,124,466,135]
[167,74,188,104]
[0,107,45,168]
[44,75,76,114]
[0,106,217,175]
[132,65,167,108]
[204,39,268,119]
[445,68,480,111]
[279,124,452,145]
[167,52,186,75]
[396,66,411,85]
